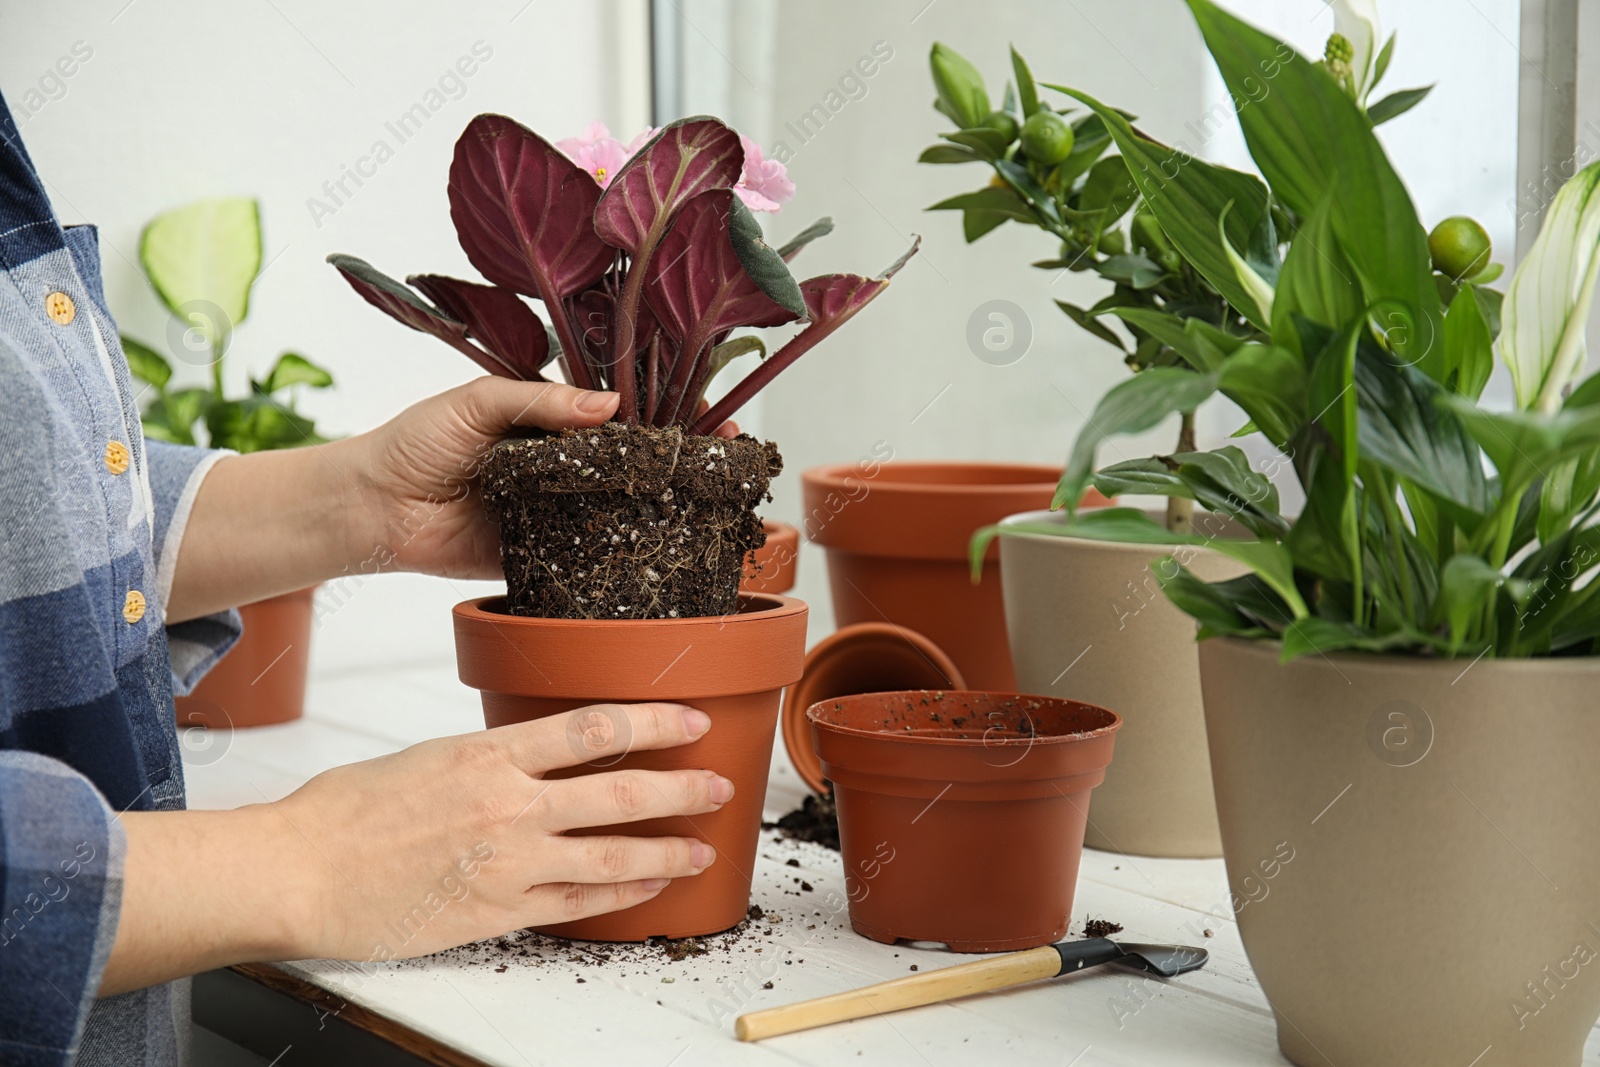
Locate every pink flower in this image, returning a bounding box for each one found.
[556,122,630,188]
[734,135,794,212]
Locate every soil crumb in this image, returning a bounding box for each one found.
[763,792,839,850]
[1082,918,1124,938]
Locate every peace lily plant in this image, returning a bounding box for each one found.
[960,2,1600,1063]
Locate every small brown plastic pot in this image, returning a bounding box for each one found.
[802,462,1097,691]
[454,592,807,941]
[809,690,1119,953]
[780,623,966,796]
[741,519,799,595]
[175,586,317,730]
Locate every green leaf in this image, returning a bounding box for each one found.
[1219,343,1306,446]
[1372,31,1397,88]
[941,129,1010,159]
[1352,346,1490,515]
[1052,369,1221,512]
[776,216,834,260]
[1367,85,1433,126]
[1440,392,1600,504]
[963,209,1010,242]
[1077,156,1139,230]
[993,159,1062,226]
[1277,617,1431,661]
[1095,253,1168,290]
[141,387,211,446]
[1184,0,1438,371]
[1092,457,1189,499]
[1051,85,1272,330]
[139,197,262,348]
[120,335,172,390]
[1011,46,1040,117]
[258,351,334,394]
[1057,301,1127,352]
[928,186,1035,221]
[696,335,767,406]
[1160,564,1274,640]
[1270,196,1361,355]
[1500,160,1600,412]
[918,144,983,165]
[1441,283,1494,398]
[1110,308,1211,369]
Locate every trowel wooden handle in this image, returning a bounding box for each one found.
[734,944,1063,1041]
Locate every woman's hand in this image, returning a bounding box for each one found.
[347,378,623,580]
[348,378,741,579]
[104,702,729,993]
[167,376,738,619]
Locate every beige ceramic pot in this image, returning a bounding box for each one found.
[1200,636,1600,1067]
[999,510,1242,857]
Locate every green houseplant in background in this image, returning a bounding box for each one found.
[124,198,334,451]
[921,31,1426,858]
[124,197,333,729]
[973,1,1600,1062]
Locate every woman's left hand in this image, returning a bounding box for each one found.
[349,377,738,580]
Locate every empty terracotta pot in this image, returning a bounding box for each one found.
[809,690,1119,952]
[802,462,1081,691]
[454,592,807,941]
[741,519,799,595]
[175,586,317,730]
[780,623,967,795]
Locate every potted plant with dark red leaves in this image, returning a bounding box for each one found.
[329,114,914,941]
[998,1,1600,1062]
[123,197,335,731]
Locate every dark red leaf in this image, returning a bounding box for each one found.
[594,117,743,256]
[409,274,551,380]
[644,190,804,424]
[689,236,921,434]
[327,254,522,379]
[448,114,614,305]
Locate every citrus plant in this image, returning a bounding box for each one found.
[123,198,334,452]
[923,20,1431,533]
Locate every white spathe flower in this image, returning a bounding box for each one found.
[1332,0,1382,99]
[1501,160,1600,412]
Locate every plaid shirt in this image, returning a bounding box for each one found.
[0,90,239,1065]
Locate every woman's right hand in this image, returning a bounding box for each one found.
[104,703,729,993]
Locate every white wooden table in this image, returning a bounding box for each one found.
[185,661,1600,1067]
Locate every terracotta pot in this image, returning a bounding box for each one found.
[1200,637,1600,1066]
[175,586,317,730]
[780,623,967,795]
[802,462,1075,691]
[999,510,1245,858]
[809,690,1119,952]
[741,519,799,595]
[454,592,807,941]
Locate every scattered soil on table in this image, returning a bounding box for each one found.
[763,792,839,850]
[480,424,780,619]
[1082,918,1124,938]
[429,904,779,978]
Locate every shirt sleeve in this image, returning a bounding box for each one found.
[0,751,124,1067]
[145,441,242,696]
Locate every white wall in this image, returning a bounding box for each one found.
[1,0,651,676]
